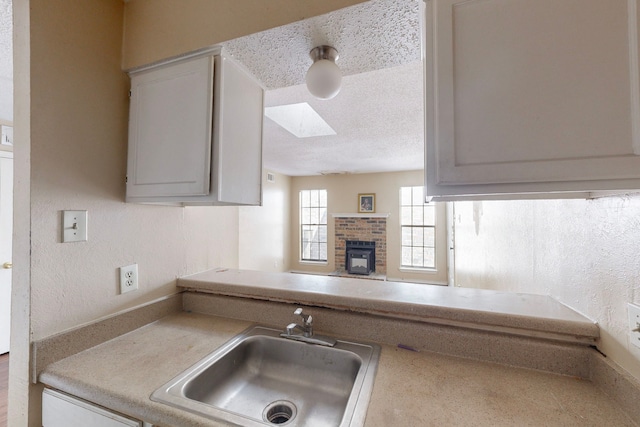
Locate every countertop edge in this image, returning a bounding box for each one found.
[177,269,599,343]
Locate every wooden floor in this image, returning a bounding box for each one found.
[0,353,7,427]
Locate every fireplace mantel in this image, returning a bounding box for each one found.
[331,213,390,218]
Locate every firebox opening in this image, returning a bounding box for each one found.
[346,240,376,275]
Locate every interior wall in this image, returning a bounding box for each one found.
[27,0,239,342]
[122,0,367,69]
[239,170,291,272]
[453,195,640,382]
[9,0,30,424]
[289,170,447,284]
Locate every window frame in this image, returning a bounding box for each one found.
[299,189,328,263]
[398,186,448,283]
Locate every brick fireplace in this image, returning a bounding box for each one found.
[333,214,388,274]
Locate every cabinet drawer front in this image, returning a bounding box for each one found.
[42,389,142,427]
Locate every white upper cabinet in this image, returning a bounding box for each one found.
[424,0,640,198]
[126,48,263,205]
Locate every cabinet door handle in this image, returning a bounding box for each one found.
[3,262,12,269]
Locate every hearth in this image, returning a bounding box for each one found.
[345,240,376,275]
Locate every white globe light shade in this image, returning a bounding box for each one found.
[305,59,342,100]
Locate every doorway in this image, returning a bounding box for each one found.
[0,151,12,355]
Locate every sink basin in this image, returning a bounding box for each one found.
[151,325,380,426]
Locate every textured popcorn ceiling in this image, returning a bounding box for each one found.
[222,0,423,176]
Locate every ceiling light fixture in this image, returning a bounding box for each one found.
[305,45,341,100]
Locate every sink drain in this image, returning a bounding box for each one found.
[262,400,297,425]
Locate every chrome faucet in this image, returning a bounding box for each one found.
[287,307,313,337]
[280,307,336,347]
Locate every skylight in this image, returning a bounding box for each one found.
[264,102,336,138]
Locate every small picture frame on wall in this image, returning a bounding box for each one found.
[358,193,375,213]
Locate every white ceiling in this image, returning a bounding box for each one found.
[222,0,423,176]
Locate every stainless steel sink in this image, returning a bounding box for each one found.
[151,325,380,426]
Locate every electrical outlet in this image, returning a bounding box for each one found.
[119,264,138,294]
[629,303,640,349]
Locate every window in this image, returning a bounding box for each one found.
[400,186,437,269]
[300,189,328,262]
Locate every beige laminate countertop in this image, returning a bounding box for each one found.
[178,269,598,342]
[39,312,634,427]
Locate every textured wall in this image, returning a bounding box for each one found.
[239,170,291,272]
[122,0,367,69]
[453,195,640,381]
[27,0,240,339]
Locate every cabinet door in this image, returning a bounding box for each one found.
[213,54,264,205]
[42,389,142,427]
[425,0,640,198]
[127,55,214,198]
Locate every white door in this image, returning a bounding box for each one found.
[0,151,13,354]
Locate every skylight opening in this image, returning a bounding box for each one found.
[264,102,336,138]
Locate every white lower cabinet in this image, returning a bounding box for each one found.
[42,388,146,427]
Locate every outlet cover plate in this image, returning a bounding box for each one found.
[62,210,88,243]
[120,264,138,294]
[629,303,640,349]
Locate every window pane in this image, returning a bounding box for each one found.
[424,205,435,226]
[412,227,424,246]
[412,206,423,226]
[318,225,327,242]
[302,242,311,259]
[401,247,412,266]
[401,207,412,225]
[424,227,435,247]
[412,186,423,204]
[400,187,412,205]
[319,244,328,261]
[310,189,319,207]
[310,208,319,224]
[310,242,319,259]
[401,227,412,246]
[301,190,310,207]
[301,207,311,224]
[412,246,424,267]
[424,248,435,268]
[319,207,328,225]
[319,189,327,207]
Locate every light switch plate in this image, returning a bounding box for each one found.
[629,303,640,349]
[62,210,88,243]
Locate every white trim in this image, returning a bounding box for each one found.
[297,260,328,266]
[331,213,390,218]
[629,0,640,154]
[126,46,222,74]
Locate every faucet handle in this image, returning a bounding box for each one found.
[294,307,313,326]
